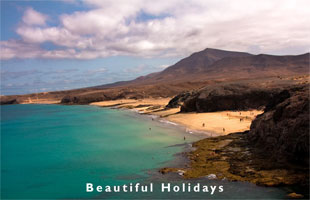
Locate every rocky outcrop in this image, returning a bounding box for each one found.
[165,91,194,108]
[60,89,149,104]
[61,94,110,104]
[248,85,309,164]
[179,84,280,112]
[0,97,19,105]
[160,131,309,188]
[161,84,309,193]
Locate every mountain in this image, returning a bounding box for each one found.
[1,48,309,105]
[97,48,308,88]
[98,48,252,87]
[206,53,310,77]
[148,48,252,81]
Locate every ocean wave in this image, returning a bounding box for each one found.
[158,119,178,126]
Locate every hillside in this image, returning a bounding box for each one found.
[97,48,308,87]
[1,48,309,105]
[123,48,252,84]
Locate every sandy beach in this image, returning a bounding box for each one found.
[165,110,262,135]
[90,98,171,113]
[90,98,262,136]
[20,98,61,104]
[17,96,262,136]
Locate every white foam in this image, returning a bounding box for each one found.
[158,119,178,126]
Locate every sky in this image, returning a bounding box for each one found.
[1,0,309,95]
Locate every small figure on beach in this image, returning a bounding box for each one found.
[223,128,225,132]
[202,123,205,127]
[240,112,241,115]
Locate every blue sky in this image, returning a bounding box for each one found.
[1,0,309,95]
[1,0,180,95]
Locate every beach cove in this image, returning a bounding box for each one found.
[90,98,263,136]
[1,104,288,199]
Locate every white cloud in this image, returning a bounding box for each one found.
[1,0,310,60]
[22,7,48,26]
[158,64,169,69]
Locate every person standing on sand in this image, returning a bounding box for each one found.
[202,123,205,127]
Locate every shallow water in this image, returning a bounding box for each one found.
[1,104,288,199]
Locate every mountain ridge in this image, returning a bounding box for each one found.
[95,48,308,88]
[1,48,309,105]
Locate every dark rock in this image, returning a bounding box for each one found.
[159,167,178,174]
[287,192,304,199]
[248,85,309,164]
[61,94,110,104]
[162,131,309,188]
[265,89,290,112]
[180,84,280,112]
[0,97,19,105]
[60,96,72,104]
[166,92,194,108]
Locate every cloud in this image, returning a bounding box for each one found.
[1,0,310,60]
[0,40,43,60]
[157,64,169,69]
[22,7,48,26]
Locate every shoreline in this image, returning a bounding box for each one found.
[5,98,309,198]
[91,98,309,197]
[88,99,308,198]
[12,98,262,137]
[89,98,262,137]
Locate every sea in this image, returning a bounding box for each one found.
[1,104,289,199]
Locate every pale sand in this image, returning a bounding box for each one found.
[90,98,171,113]
[90,98,263,136]
[90,99,138,107]
[21,98,61,104]
[165,110,263,135]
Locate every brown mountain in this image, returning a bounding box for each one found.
[1,48,309,104]
[95,48,309,89]
[98,48,253,87]
[204,53,310,78]
[138,48,252,82]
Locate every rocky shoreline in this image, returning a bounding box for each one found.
[160,132,308,185]
[160,84,309,198]
[2,80,309,197]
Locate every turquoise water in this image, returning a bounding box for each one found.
[1,104,288,199]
